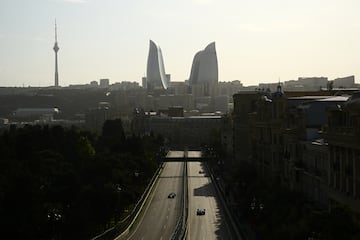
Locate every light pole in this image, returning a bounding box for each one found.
[47,208,62,239]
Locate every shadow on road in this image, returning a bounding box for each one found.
[193,182,215,197]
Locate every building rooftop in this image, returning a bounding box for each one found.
[288,96,332,100]
[316,96,349,102]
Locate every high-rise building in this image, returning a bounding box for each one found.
[142,77,147,88]
[189,42,218,86]
[53,20,59,87]
[99,78,110,88]
[333,75,355,88]
[146,40,169,90]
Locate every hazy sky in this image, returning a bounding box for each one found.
[1,0,360,87]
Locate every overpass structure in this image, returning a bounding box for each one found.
[163,150,209,162]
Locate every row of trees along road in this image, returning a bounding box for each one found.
[0,119,164,239]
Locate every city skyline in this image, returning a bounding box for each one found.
[1,0,360,87]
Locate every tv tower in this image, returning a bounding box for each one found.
[53,20,59,87]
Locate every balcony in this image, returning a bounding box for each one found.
[294,161,305,171]
[323,126,358,137]
[345,165,353,176]
[333,162,340,171]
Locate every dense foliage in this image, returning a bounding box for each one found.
[0,120,163,239]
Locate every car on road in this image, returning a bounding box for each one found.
[196,208,206,215]
[198,170,205,174]
[168,192,176,198]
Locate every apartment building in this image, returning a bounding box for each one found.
[233,85,360,212]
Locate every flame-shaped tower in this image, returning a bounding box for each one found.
[189,42,218,86]
[146,40,168,90]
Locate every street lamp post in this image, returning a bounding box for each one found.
[47,208,62,240]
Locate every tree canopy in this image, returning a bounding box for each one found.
[0,120,163,239]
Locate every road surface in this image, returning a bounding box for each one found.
[126,161,184,240]
[187,161,232,240]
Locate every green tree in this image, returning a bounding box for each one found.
[101,119,125,153]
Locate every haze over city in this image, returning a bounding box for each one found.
[1,0,360,87]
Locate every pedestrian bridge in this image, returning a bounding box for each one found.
[162,150,210,162]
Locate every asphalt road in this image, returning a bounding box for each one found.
[126,161,184,240]
[187,161,232,240]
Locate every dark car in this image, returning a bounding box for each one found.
[196,208,206,215]
[168,192,176,198]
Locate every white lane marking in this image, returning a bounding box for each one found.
[163,224,167,229]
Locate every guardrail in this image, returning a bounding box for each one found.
[91,163,164,240]
[170,160,188,240]
[182,160,189,239]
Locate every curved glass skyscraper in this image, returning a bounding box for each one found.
[146,40,168,90]
[189,42,218,86]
